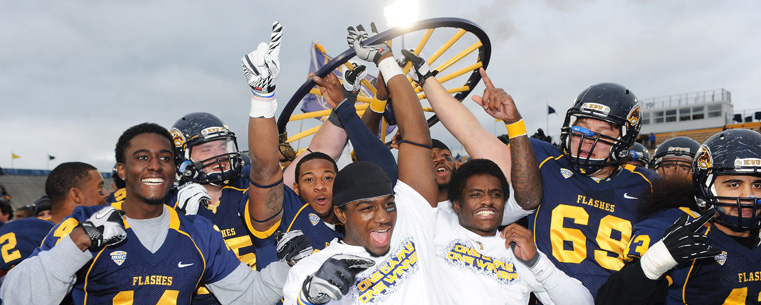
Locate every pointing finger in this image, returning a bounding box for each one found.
[269,21,283,60]
[479,67,495,89]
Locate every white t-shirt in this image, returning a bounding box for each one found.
[433,207,594,305]
[283,181,440,305]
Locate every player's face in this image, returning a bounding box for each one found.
[655,157,692,182]
[294,158,336,218]
[190,139,232,174]
[80,169,108,206]
[37,210,52,219]
[569,118,620,160]
[120,133,176,205]
[453,174,505,237]
[433,148,456,190]
[335,195,397,256]
[714,175,761,219]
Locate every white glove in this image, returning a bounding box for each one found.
[300,254,375,304]
[342,63,368,95]
[176,182,210,216]
[242,21,282,98]
[78,206,127,252]
[275,230,313,266]
[346,22,390,65]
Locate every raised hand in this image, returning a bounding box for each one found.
[471,68,522,124]
[342,63,368,95]
[300,254,375,304]
[78,206,127,252]
[242,21,283,98]
[275,230,313,266]
[346,22,391,65]
[400,49,434,86]
[662,208,722,263]
[176,182,210,216]
[313,72,345,109]
[501,223,538,264]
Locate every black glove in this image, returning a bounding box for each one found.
[662,207,722,264]
[400,49,435,87]
[78,206,127,252]
[275,230,313,266]
[300,254,375,304]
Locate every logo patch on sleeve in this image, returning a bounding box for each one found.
[309,213,320,226]
[111,250,128,266]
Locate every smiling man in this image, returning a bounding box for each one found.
[282,22,439,305]
[431,139,457,203]
[435,158,593,304]
[0,123,311,304]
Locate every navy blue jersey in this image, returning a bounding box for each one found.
[107,188,126,204]
[527,138,657,297]
[0,217,54,273]
[35,203,240,305]
[624,207,694,261]
[251,185,343,270]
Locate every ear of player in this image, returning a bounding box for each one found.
[275,230,313,267]
[662,207,723,264]
[300,254,375,304]
[176,182,210,216]
[242,21,283,98]
[346,23,390,65]
[78,206,128,252]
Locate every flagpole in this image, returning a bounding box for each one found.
[546,103,549,135]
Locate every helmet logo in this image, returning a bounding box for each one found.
[580,103,610,115]
[734,158,761,171]
[627,105,641,127]
[201,126,227,138]
[170,128,185,148]
[668,146,691,153]
[696,145,712,171]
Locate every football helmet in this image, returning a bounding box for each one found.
[170,112,243,185]
[560,83,642,175]
[651,136,700,170]
[693,129,761,231]
[626,142,651,168]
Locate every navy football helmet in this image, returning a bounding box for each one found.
[626,142,651,168]
[170,112,243,185]
[651,136,700,171]
[693,129,761,231]
[560,83,642,175]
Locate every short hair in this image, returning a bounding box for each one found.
[115,123,173,164]
[294,151,338,181]
[45,162,98,205]
[447,158,509,204]
[0,200,13,220]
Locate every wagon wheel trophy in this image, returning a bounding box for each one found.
[278,17,492,148]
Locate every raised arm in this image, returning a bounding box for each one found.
[347,23,435,205]
[243,21,286,232]
[471,68,542,210]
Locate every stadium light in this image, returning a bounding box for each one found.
[384,0,419,29]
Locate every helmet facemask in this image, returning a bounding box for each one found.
[561,114,629,175]
[183,136,242,186]
[695,168,761,232]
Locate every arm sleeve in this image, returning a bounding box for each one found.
[334,99,398,185]
[594,260,668,305]
[526,251,594,305]
[206,260,291,305]
[0,235,91,304]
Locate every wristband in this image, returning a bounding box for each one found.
[505,119,527,139]
[250,96,278,118]
[640,240,677,280]
[377,57,403,86]
[370,99,387,113]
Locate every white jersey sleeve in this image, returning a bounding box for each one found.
[519,250,594,305]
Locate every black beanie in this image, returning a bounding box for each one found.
[431,139,450,151]
[333,161,393,207]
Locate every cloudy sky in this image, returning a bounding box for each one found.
[2,0,760,172]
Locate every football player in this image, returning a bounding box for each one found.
[597,128,761,304]
[650,136,701,183]
[0,122,312,304]
[431,139,458,202]
[242,21,398,270]
[435,158,594,304]
[624,142,651,169]
[282,22,440,305]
